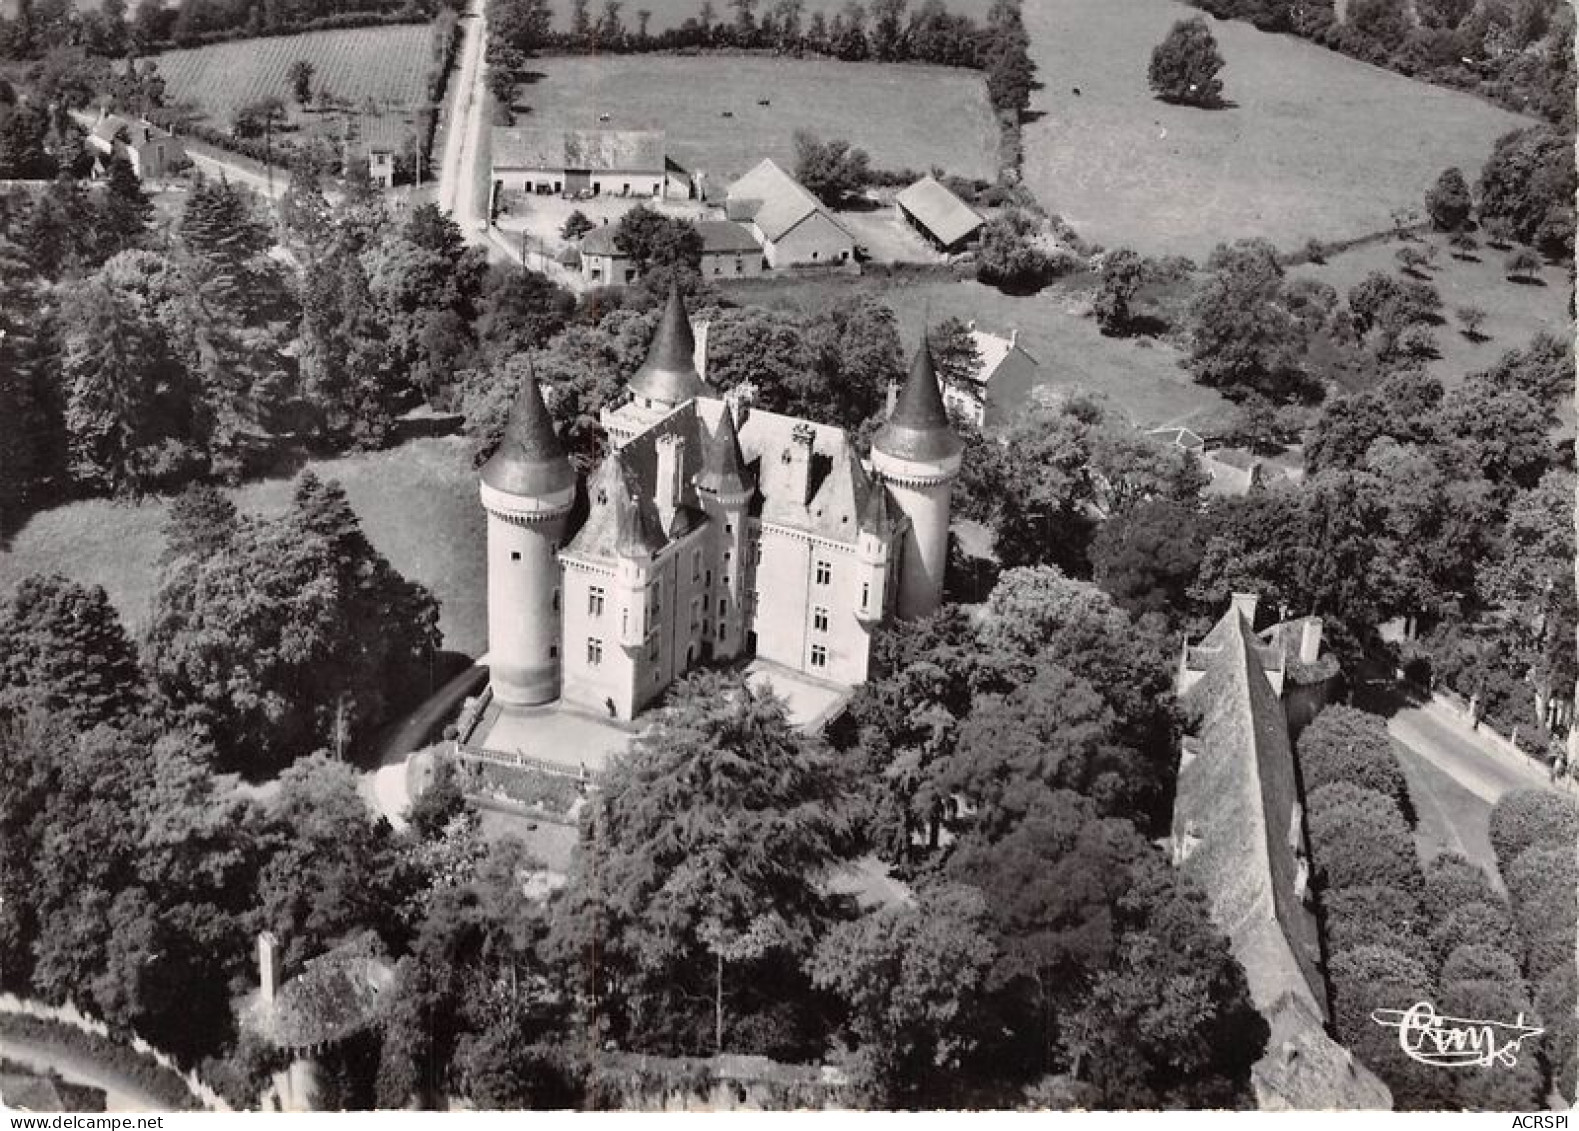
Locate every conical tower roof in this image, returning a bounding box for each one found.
[873,336,964,463]
[628,286,709,406]
[481,370,576,497]
[694,405,751,496]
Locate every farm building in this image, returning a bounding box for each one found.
[725,159,855,269]
[895,175,984,253]
[941,325,1038,429]
[85,110,185,182]
[580,219,764,285]
[350,116,407,189]
[491,127,688,200]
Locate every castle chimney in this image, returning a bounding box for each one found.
[258,931,281,1004]
[1010,328,1019,348]
[1300,617,1323,664]
[884,381,899,416]
[654,433,686,527]
[1231,592,1259,627]
[783,423,815,505]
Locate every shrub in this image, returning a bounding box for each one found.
[1308,796,1420,893]
[1537,964,1577,1101]
[1489,791,1578,873]
[1424,166,1473,231]
[1328,945,1444,1108]
[0,1014,201,1110]
[1505,845,1577,919]
[1522,925,1576,986]
[1441,943,1523,987]
[1505,247,1542,280]
[1429,900,1521,962]
[1306,781,1398,826]
[1324,885,1432,966]
[1441,978,1545,1110]
[1297,705,1411,820]
[1420,854,1504,925]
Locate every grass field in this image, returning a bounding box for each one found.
[517,54,998,184]
[732,273,1236,432]
[0,436,488,658]
[152,23,438,140]
[1290,230,1575,392]
[1018,0,1535,259]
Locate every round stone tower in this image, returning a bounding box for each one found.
[479,372,577,706]
[869,337,963,621]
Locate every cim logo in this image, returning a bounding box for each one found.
[1371,1002,1544,1069]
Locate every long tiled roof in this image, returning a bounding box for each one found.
[896,175,984,246]
[242,933,395,1052]
[1175,606,1326,1019]
[492,127,665,172]
[695,219,762,253]
[725,158,850,244]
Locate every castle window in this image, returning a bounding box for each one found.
[553,589,560,612]
[719,620,728,640]
[815,560,831,585]
[510,551,521,562]
[705,570,712,588]
[861,582,870,610]
[813,607,829,633]
[622,608,629,634]
[720,599,728,618]
[725,523,733,535]
[693,550,702,582]
[724,550,731,563]
[702,594,710,612]
[586,638,603,666]
[549,645,558,659]
[588,587,605,616]
[810,644,828,669]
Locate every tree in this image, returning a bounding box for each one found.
[975,209,1055,292]
[287,59,315,106]
[1307,793,1419,894]
[1476,126,1576,260]
[1327,945,1441,1108]
[1428,900,1522,963]
[1324,884,1433,967]
[1348,0,1410,52]
[1148,16,1225,107]
[1504,246,1541,279]
[1188,239,1312,403]
[559,210,595,240]
[144,473,441,775]
[610,204,702,277]
[926,317,982,406]
[1090,499,1204,625]
[557,671,854,1058]
[1424,166,1472,231]
[1455,304,1487,340]
[792,130,871,206]
[1394,243,1433,277]
[1420,853,1503,926]
[1092,248,1144,335]
[0,574,144,725]
[810,882,996,1106]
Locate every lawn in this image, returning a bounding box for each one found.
[515,54,998,185]
[0,436,489,657]
[732,273,1236,432]
[1289,230,1575,393]
[151,23,440,149]
[1017,0,1535,259]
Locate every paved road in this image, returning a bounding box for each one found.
[0,1035,178,1113]
[1387,701,1558,806]
[356,658,489,826]
[437,0,486,226]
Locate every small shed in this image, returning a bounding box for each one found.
[895,175,984,253]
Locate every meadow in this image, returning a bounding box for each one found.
[733,273,1237,433]
[516,54,998,185]
[1017,0,1535,259]
[0,436,489,658]
[1289,230,1575,393]
[151,23,438,129]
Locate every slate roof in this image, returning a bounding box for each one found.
[580,224,620,255]
[481,371,576,498]
[242,933,395,1052]
[695,219,762,254]
[1174,606,1326,1020]
[694,403,750,496]
[492,128,665,172]
[1252,993,1393,1110]
[896,175,984,247]
[873,339,964,463]
[629,288,710,405]
[566,397,893,560]
[967,328,1040,429]
[88,112,170,153]
[725,158,850,244]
